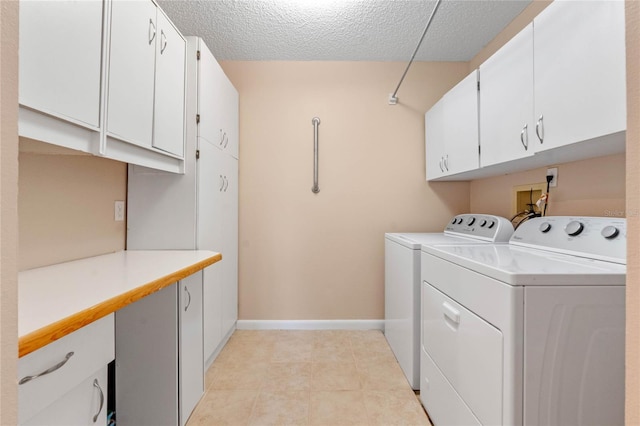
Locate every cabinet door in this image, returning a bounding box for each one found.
[533,0,626,152]
[107,0,157,147]
[221,156,239,336]
[425,99,445,180]
[222,77,240,159]
[179,272,204,426]
[197,139,224,359]
[479,23,534,167]
[198,43,226,148]
[19,0,102,128]
[23,368,108,426]
[153,11,186,157]
[445,70,479,175]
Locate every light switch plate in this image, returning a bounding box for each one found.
[115,201,125,222]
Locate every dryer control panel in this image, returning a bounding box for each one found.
[509,216,626,264]
[443,214,514,242]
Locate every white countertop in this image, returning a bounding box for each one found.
[19,250,221,357]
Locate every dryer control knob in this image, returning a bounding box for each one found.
[467,217,476,226]
[487,220,495,229]
[601,226,620,239]
[539,222,552,233]
[451,218,458,225]
[564,220,584,236]
[479,219,487,227]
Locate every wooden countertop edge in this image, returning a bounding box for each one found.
[18,253,222,358]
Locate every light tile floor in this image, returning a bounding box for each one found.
[187,329,432,426]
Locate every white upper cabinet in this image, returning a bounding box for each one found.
[425,70,479,180]
[107,0,157,147]
[153,11,187,157]
[19,0,103,129]
[479,24,534,167]
[533,0,626,152]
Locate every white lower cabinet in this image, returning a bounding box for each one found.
[18,315,114,426]
[115,276,203,426]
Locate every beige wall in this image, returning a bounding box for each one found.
[470,154,625,218]
[18,140,127,270]
[626,1,640,423]
[221,61,470,320]
[1,0,19,423]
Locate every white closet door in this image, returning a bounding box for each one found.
[153,11,186,157]
[197,43,226,148]
[107,0,156,146]
[19,0,103,128]
[479,23,534,167]
[221,156,238,336]
[533,0,626,152]
[197,139,224,359]
[179,272,204,426]
[222,78,240,159]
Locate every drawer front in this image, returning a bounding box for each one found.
[420,348,481,426]
[422,282,503,425]
[23,366,108,426]
[19,314,115,423]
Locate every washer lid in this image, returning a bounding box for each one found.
[385,233,484,249]
[422,244,626,286]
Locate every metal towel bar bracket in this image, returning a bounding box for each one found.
[312,117,320,194]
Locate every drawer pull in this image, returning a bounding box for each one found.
[442,302,460,325]
[93,378,104,423]
[19,351,74,385]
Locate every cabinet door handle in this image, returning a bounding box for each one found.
[223,176,229,192]
[19,351,74,385]
[223,133,229,148]
[148,19,156,45]
[92,378,105,423]
[220,131,226,146]
[520,124,529,150]
[439,157,444,172]
[184,286,191,312]
[219,175,225,191]
[443,154,449,171]
[160,30,167,54]
[442,302,460,325]
[535,115,544,144]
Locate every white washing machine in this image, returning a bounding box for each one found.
[420,216,626,426]
[384,214,513,389]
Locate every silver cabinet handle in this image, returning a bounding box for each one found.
[92,378,104,423]
[520,124,529,150]
[19,352,74,385]
[223,133,229,148]
[219,131,226,146]
[223,176,229,192]
[219,175,224,191]
[443,154,449,171]
[160,29,167,54]
[184,285,191,312]
[311,117,320,193]
[535,114,544,144]
[439,157,444,172]
[148,19,156,45]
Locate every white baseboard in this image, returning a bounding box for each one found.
[236,319,384,331]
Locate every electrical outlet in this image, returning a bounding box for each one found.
[547,167,558,188]
[115,201,125,222]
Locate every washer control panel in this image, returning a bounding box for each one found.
[510,216,626,264]
[444,214,514,242]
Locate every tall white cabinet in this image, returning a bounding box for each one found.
[127,37,239,367]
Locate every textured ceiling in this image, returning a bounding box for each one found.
[157,0,532,61]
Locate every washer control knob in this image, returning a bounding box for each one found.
[539,222,552,233]
[601,226,620,239]
[479,219,487,227]
[487,220,495,229]
[467,217,476,226]
[451,218,458,225]
[564,220,584,237]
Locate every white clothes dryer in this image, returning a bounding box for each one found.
[384,214,513,389]
[420,216,626,426]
